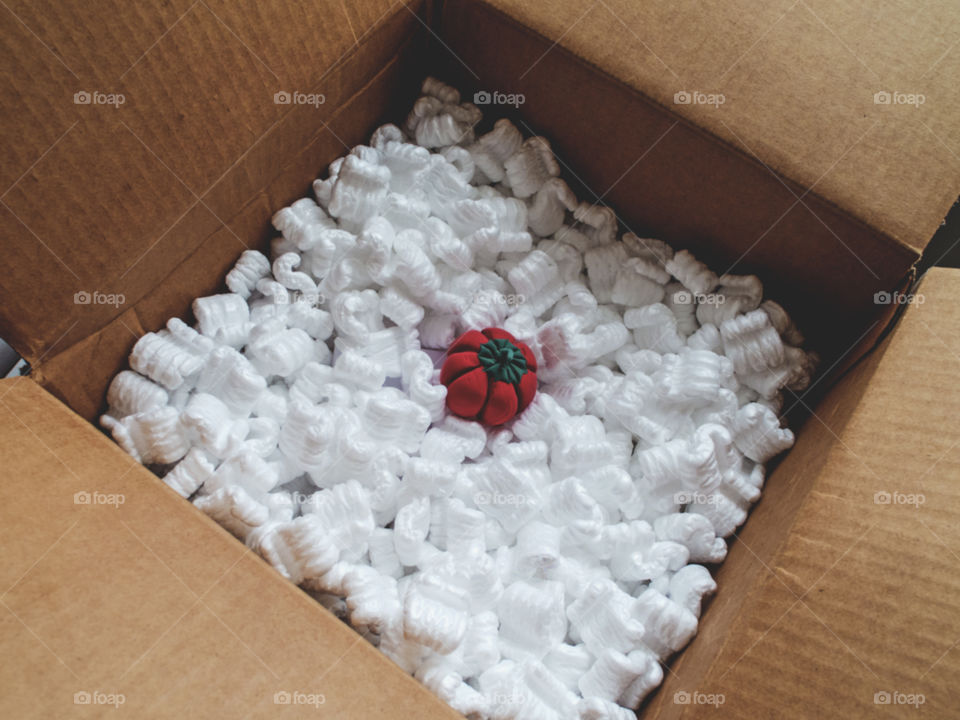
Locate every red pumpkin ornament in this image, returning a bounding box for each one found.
[441,328,538,426]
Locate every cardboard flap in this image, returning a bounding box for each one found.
[0,0,425,365]
[0,376,462,719]
[461,0,960,253]
[438,0,923,372]
[28,28,429,423]
[649,266,960,718]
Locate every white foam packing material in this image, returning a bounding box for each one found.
[101,77,817,719]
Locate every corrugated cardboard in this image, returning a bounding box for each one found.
[0,375,461,719]
[437,0,955,372]
[0,0,429,393]
[31,31,431,421]
[649,266,960,717]
[3,268,958,718]
[461,0,960,254]
[1,0,959,717]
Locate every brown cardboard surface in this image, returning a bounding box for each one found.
[0,376,462,719]
[0,0,427,366]
[648,266,960,718]
[2,2,959,718]
[437,0,923,372]
[32,33,429,423]
[3,0,949,416]
[462,0,960,254]
[3,270,957,720]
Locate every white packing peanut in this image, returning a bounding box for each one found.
[102,78,817,720]
[129,318,212,390]
[732,402,795,463]
[403,576,470,654]
[395,497,432,567]
[104,370,168,418]
[163,447,216,497]
[497,580,567,660]
[101,405,190,465]
[664,249,718,297]
[667,564,717,618]
[194,485,269,540]
[504,137,560,199]
[226,249,272,298]
[181,392,249,459]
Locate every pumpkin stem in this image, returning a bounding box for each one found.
[477,338,527,385]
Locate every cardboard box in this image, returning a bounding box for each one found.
[1,0,958,717]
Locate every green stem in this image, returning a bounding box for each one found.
[477,338,527,384]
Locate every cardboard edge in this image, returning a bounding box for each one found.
[0,0,430,370]
[450,0,944,260]
[644,265,933,718]
[444,0,924,267]
[0,375,464,719]
[674,266,960,717]
[28,25,429,421]
[787,266,916,414]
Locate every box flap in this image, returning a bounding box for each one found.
[29,32,428,422]
[438,0,925,375]
[0,0,426,366]
[0,376,462,719]
[649,266,960,717]
[464,0,960,254]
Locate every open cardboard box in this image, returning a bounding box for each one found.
[1,0,959,717]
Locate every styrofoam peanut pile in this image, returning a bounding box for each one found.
[101,78,816,719]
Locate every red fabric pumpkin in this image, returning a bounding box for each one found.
[440,328,538,426]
